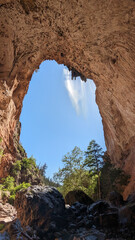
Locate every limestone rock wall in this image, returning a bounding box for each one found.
[0,0,135,198]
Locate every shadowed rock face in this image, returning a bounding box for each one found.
[15,186,66,232]
[14,187,135,239]
[0,0,135,198]
[65,190,94,206]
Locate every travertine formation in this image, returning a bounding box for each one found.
[0,0,135,198]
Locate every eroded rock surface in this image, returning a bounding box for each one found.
[14,186,135,240]
[0,0,135,197]
[0,202,17,224]
[15,186,66,231]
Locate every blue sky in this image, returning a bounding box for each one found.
[20,60,106,178]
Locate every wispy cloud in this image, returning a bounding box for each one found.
[63,68,92,116]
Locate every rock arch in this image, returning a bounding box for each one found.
[0,0,135,197]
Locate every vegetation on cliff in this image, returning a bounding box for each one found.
[54,140,130,200]
[0,137,130,205]
[0,146,59,205]
[0,176,30,204]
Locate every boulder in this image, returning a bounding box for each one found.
[65,190,94,206]
[0,232,10,240]
[119,202,135,227]
[99,212,118,228]
[15,185,66,233]
[87,200,118,228]
[109,191,124,207]
[87,200,111,216]
[126,192,135,203]
[55,228,105,240]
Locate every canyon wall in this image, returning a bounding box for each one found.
[0,0,135,198]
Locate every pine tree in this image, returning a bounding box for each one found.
[84,140,103,199]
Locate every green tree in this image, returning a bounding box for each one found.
[38,163,47,177]
[54,146,96,198]
[83,140,103,199]
[54,146,84,184]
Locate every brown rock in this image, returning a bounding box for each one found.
[15,186,66,230]
[0,0,135,198]
[65,190,94,206]
[0,202,17,224]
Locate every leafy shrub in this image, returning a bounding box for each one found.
[14,182,30,192]
[22,157,36,169]
[8,182,30,204]
[12,160,22,175]
[17,143,26,156]
[8,193,16,205]
[2,176,15,190]
[1,176,31,205]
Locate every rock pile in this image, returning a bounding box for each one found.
[0,187,134,239]
[12,186,135,240]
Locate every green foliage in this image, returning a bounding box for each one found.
[2,176,15,191]
[37,163,60,187]
[1,176,31,205]
[12,156,37,174]
[0,148,3,156]
[14,182,30,192]
[12,160,22,175]
[38,163,47,177]
[83,140,103,199]
[8,194,16,205]
[54,146,84,184]
[2,191,9,198]
[22,156,36,169]
[54,146,98,199]
[54,141,131,201]
[43,176,60,188]
[57,169,97,199]
[84,140,103,174]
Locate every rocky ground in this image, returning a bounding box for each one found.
[0,186,135,240]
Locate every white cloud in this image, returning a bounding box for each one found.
[63,68,92,116]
